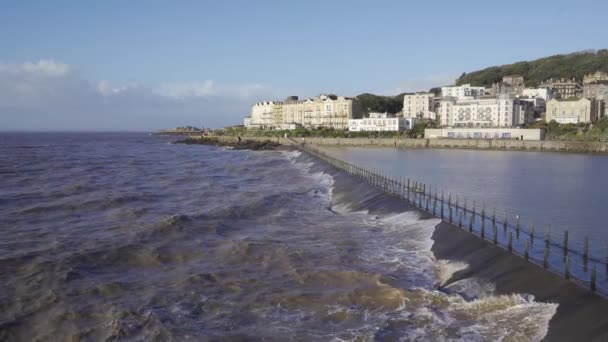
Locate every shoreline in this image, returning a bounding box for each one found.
[194,135,608,155]
[305,146,608,341]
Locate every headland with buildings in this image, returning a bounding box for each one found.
[240,71,608,143]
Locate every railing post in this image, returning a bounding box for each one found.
[493,223,498,244]
[469,212,474,232]
[543,245,549,269]
[464,198,467,213]
[545,224,551,248]
[565,255,571,280]
[458,211,463,228]
[525,240,530,261]
[584,236,589,272]
[516,215,520,240]
[530,220,535,244]
[492,208,496,227]
[426,197,429,211]
[456,194,459,209]
[503,211,507,233]
[384,173,388,191]
[441,190,444,219]
[591,264,597,292]
[508,231,513,252]
[449,207,453,223]
[472,200,476,217]
[481,216,485,239]
[563,230,569,256]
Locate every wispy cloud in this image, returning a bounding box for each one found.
[0,60,275,131]
[156,81,216,99]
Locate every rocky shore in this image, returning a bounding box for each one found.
[174,137,282,151]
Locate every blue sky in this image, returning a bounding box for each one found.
[1,0,607,130]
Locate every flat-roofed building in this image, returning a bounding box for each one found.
[349,116,414,132]
[403,93,436,119]
[441,84,485,100]
[546,98,597,124]
[425,127,544,140]
[522,88,554,101]
[439,95,521,128]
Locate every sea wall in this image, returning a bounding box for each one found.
[305,146,608,341]
[198,135,608,154]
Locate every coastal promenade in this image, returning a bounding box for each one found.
[198,135,608,154]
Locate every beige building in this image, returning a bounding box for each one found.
[546,98,597,124]
[582,72,608,120]
[540,78,582,99]
[583,71,608,84]
[491,75,525,96]
[403,93,435,119]
[244,95,364,130]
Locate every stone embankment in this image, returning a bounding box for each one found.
[198,135,608,154]
[174,136,281,150]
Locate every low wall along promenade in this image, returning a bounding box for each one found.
[202,135,608,154]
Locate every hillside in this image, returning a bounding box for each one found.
[456,49,608,87]
[355,93,407,114]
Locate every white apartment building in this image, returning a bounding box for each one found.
[403,93,436,119]
[439,95,521,128]
[368,112,394,118]
[441,84,485,100]
[245,101,276,129]
[349,116,414,132]
[522,88,554,101]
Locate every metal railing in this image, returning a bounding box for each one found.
[297,142,608,297]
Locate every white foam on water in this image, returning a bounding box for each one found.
[435,259,469,287]
[306,170,334,208]
[344,210,557,341]
[279,149,336,209]
[279,150,302,162]
[443,277,497,300]
[282,152,558,341]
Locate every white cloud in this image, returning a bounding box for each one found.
[156,81,216,99]
[0,60,275,131]
[0,60,71,77]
